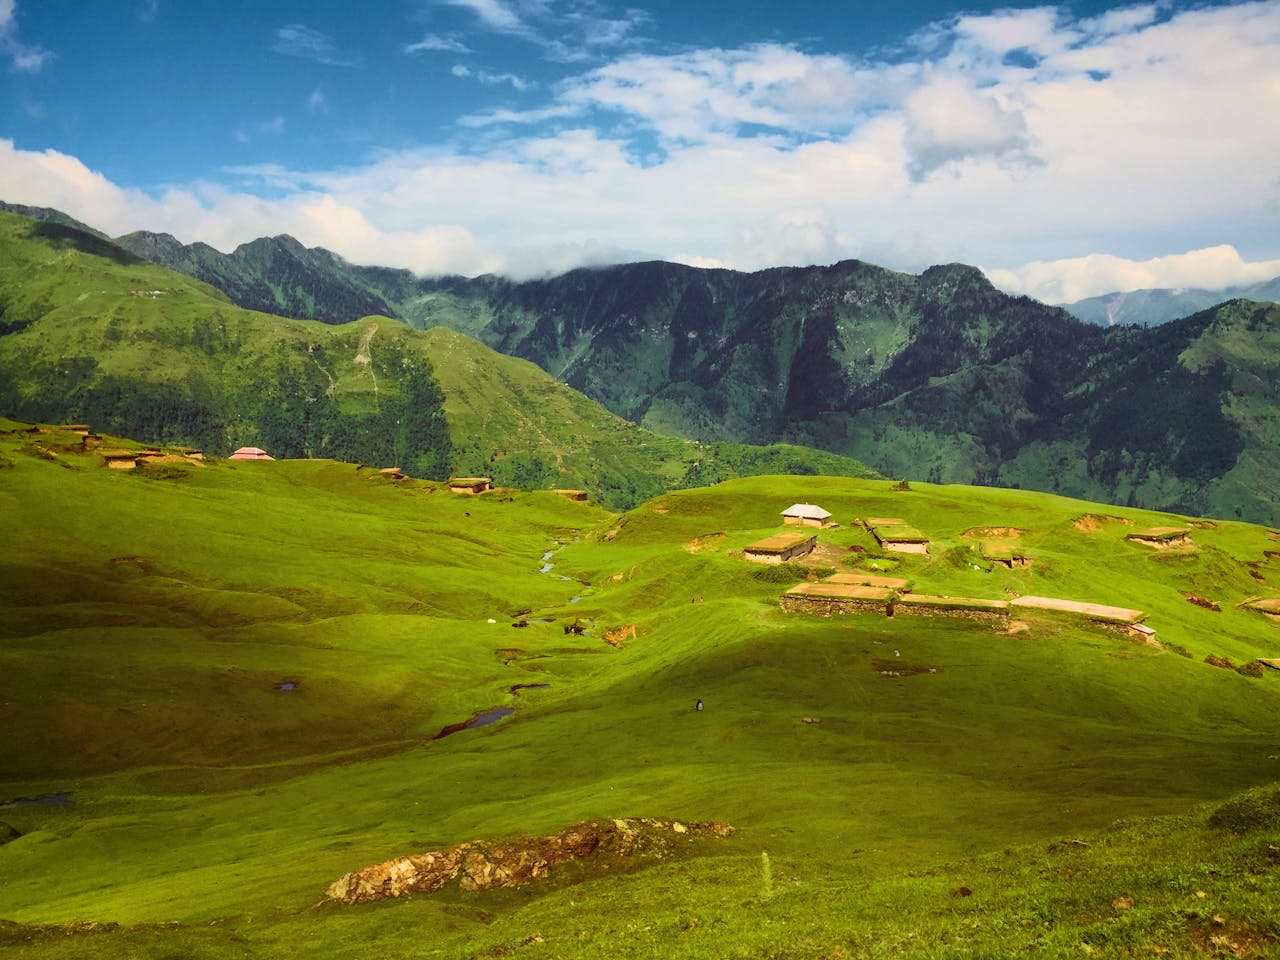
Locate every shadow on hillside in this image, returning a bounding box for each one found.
[28,222,145,267]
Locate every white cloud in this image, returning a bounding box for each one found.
[2,2,1278,298]
[1,0,51,73]
[273,24,363,67]
[307,88,328,114]
[405,33,472,54]
[902,73,1038,180]
[985,246,1280,304]
[452,63,532,89]
[440,0,527,34]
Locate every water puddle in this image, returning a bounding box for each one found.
[433,706,515,740]
[0,792,72,809]
[274,679,300,691]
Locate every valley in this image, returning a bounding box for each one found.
[0,421,1277,958]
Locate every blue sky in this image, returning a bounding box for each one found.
[2,0,1278,300]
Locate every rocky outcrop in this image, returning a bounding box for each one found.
[327,818,734,904]
[0,821,20,844]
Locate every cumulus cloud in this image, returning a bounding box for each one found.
[985,246,1280,304]
[902,73,1038,180]
[1,0,51,73]
[307,88,327,114]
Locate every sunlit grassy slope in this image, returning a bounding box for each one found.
[1,424,1277,958]
[0,210,878,509]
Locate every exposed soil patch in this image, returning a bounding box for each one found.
[509,684,549,695]
[1186,915,1277,957]
[1073,514,1135,531]
[872,659,940,678]
[1182,592,1222,612]
[962,526,1024,538]
[327,818,735,903]
[603,624,636,647]
[684,532,724,553]
[1205,654,1237,670]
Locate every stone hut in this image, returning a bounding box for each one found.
[780,582,894,615]
[782,503,832,528]
[99,450,139,470]
[863,518,930,555]
[448,477,492,495]
[743,531,817,564]
[1125,527,1192,549]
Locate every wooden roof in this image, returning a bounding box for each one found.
[448,477,492,485]
[745,532,816,553]
[1127,527,1190,540]
[874,525,929,543]
[1242,597,1280,613]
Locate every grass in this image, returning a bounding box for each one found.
[1,429,1278,958]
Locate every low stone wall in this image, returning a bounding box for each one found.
[779,594,888,617]
[892,602,1009,623]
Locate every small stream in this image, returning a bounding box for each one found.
[0,792,72,809]
[432,706,515,740]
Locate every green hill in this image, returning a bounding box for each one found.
[76,213,1280,525]
[0,422,1277,958]
[0,210,878,509]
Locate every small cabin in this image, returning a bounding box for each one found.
[864,519,930,555]
[743,532,817,564]
[1125,527,1192,549]
[782,503,833,528]
[378,467,406,480]
[99,450,139,470]
[230,446,275,461]
[448,477,492,495]
[980,541,1033,569]
[553,489,589,501]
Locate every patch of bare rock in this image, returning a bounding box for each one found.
[327,817,735,903]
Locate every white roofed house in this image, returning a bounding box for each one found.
[782,503,833,528]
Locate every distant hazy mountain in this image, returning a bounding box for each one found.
[1061,278,1280,327]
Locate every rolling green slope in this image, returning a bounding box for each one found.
[0,424,1277,958]
[0,211,452,478]
[0,210,880,509]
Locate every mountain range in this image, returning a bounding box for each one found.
[1060,278,1280,327]
[0,209,876,509]
[1,202,1278,524]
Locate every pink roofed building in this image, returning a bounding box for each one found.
[229,446,275,461]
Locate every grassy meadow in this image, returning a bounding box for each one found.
[1,423,1278,958]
